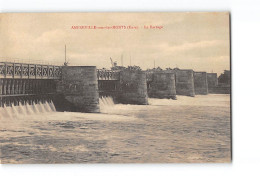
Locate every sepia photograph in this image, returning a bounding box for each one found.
[0,12,231,164]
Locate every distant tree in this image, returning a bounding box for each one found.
[127,65,142,71]
[218,70,230,85]
[146,67,164,72]
[111,66,126,71]
[156,67,163,71]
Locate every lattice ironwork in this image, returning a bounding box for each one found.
[97,69,120,80]
[29,65,36,77]
[14,64,22,76]
[42,66,48,77]
[48,67,54,77]
[0,64,5,75]
[22,65,29,76]
[0,62,62,79]
[6,64,14,76]
[54,66,61,78]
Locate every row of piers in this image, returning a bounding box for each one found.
[54,66,225,113]
[0,63,229,113]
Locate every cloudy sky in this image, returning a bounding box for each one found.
[0,12,230,75]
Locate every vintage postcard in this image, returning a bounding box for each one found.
[0,12,231,163]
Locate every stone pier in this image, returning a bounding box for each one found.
[174,69,195,97]
[207,73,218,93]
[55,66,100,113]
[194,72,208,95]
[207,73,218,88]
[147,72,176,99]
[117,70,148,105]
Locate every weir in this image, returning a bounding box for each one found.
[0,100,56,118]
[97,69,120,99]
[0,62,61,110]
[0,61,227,115]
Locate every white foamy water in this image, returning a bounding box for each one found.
[149,94,230,107]
[0,101,56,119]
[0,94,231,164]
[99,96,115,113]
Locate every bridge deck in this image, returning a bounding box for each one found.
[0,62,121,81]
[0,62,62,79]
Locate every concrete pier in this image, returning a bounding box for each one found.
[148,72,176,99]
[194,72,208,95]
[55,66,100,113]
[117,70,148,105]
[175,69,195,97]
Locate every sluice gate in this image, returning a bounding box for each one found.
[97,69,120,97]
[0,62,61,107]
[97,69,148,105]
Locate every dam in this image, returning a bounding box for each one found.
[0,61,231,164]
[0,61,230,114]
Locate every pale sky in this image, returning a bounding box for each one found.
[0,12,230,75]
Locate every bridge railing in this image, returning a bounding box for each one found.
[97,69,120,80]
[0,62,62,79]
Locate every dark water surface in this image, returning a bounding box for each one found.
[0,94,231,163]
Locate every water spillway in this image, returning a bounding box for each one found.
[0,62,61,112]
[0,81,58,116]
[0,100,56,118]
[98,80,120,98]
[99,96,115,107]
[0,62,119,114]
[1,61,225,115]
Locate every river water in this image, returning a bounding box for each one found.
[0,94,231,163]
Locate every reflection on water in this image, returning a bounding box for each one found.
[0,94,231,163]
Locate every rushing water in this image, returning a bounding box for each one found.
[0,94,231,163]
[0,101,56,119]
